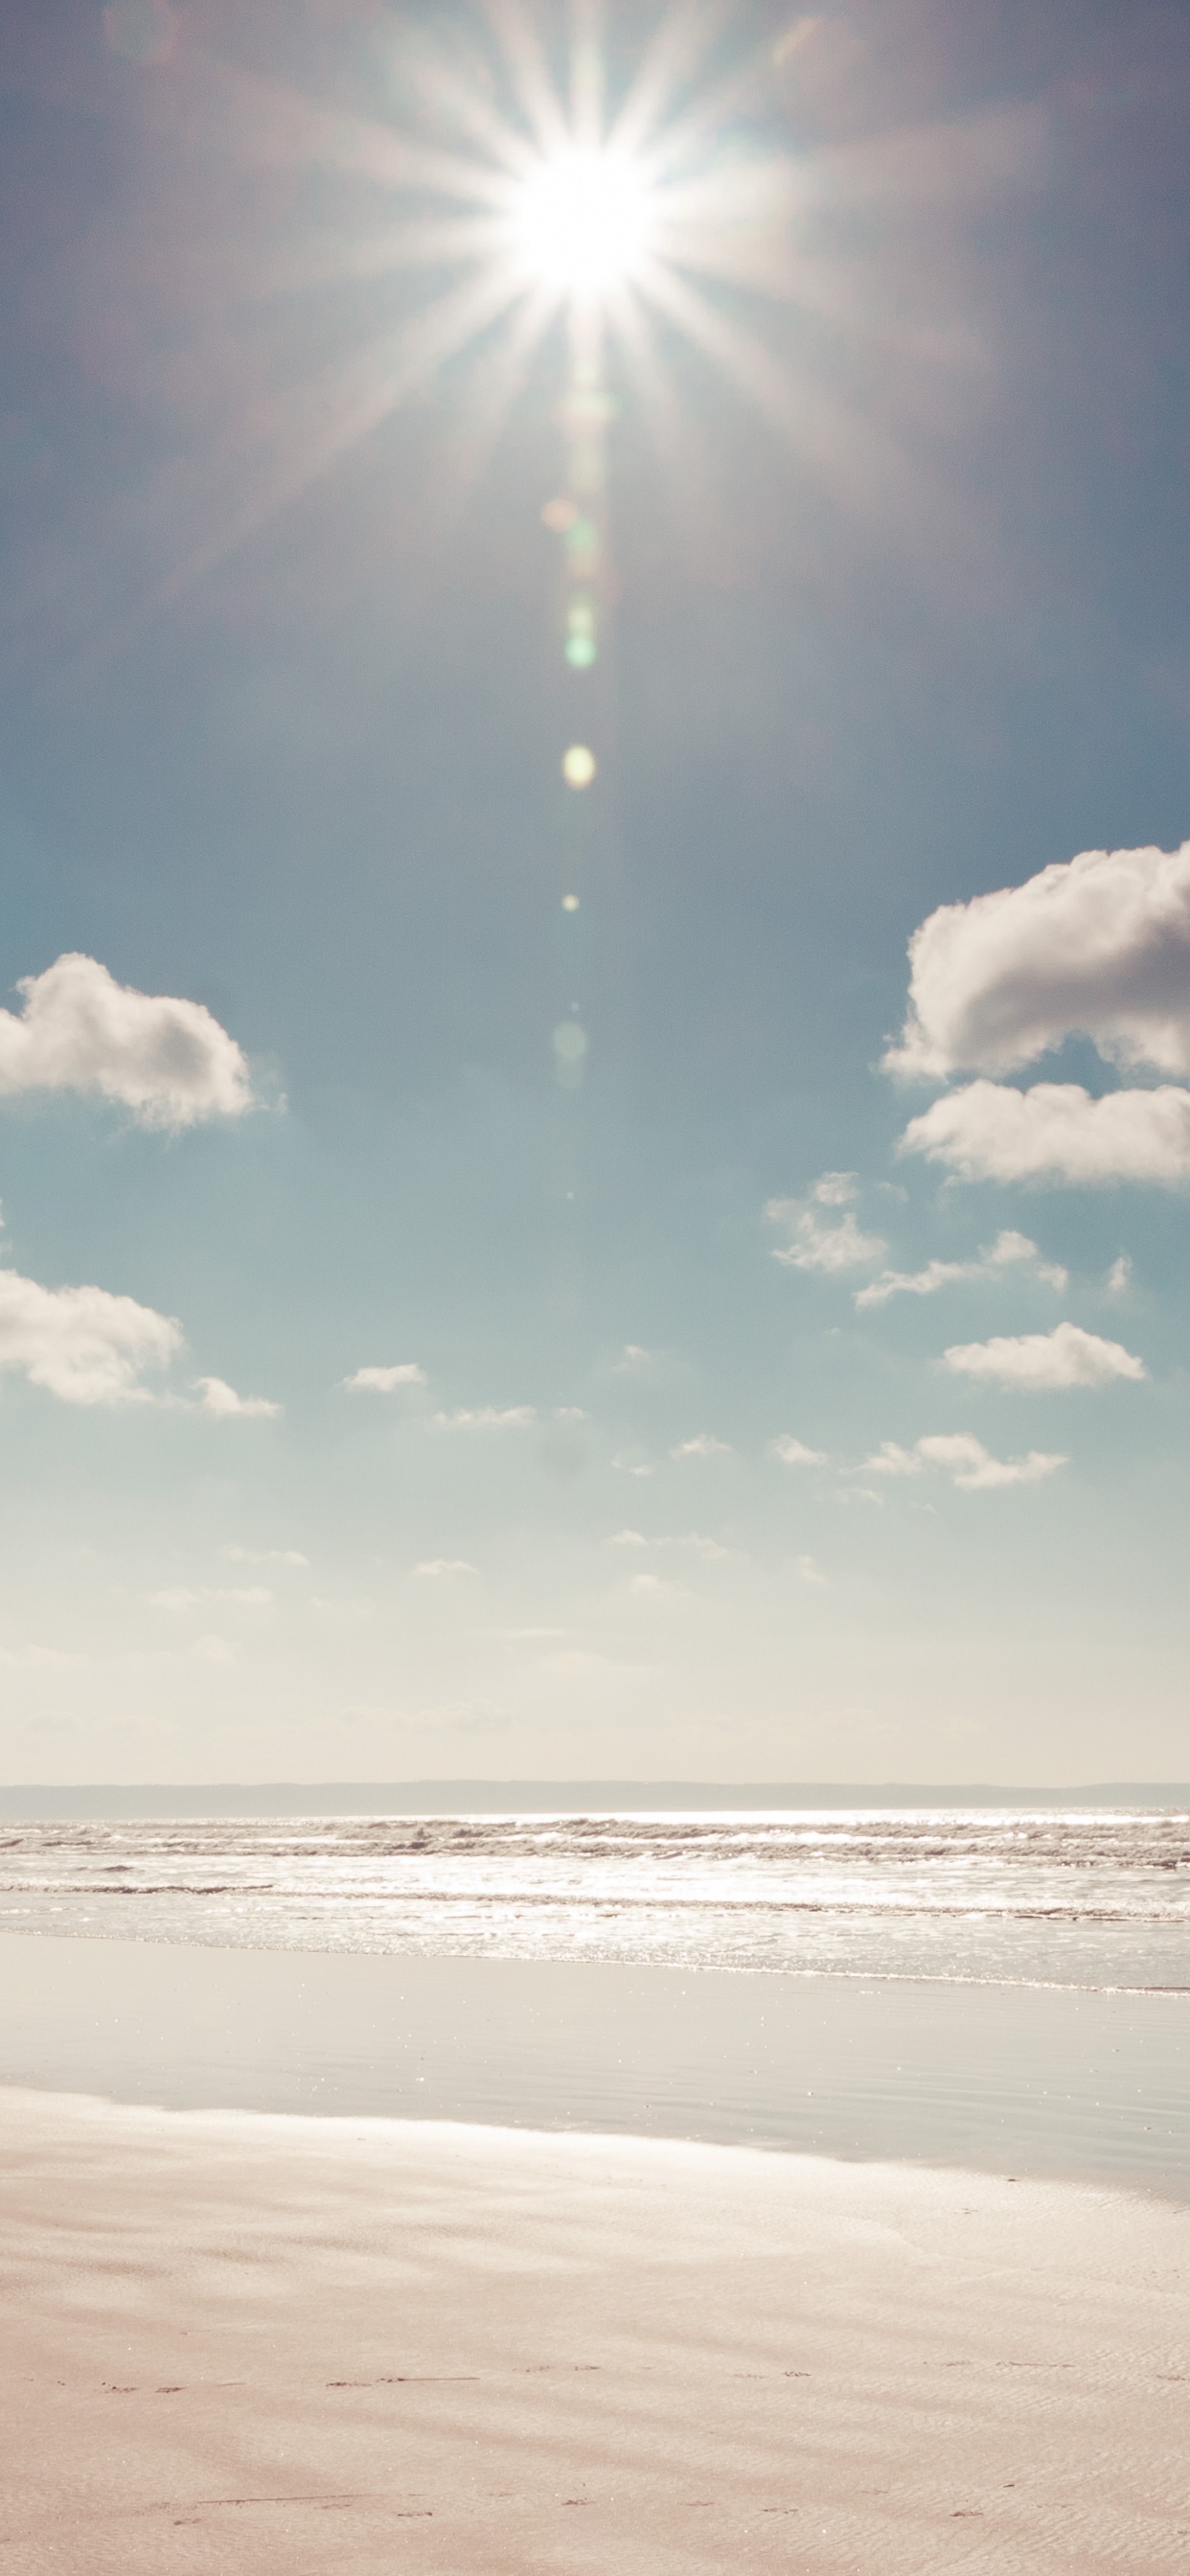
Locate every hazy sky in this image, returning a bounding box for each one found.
[1,0,1188,1784]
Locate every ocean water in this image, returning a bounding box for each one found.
[2,1807,1186,2193]
[1,1806,1186,1990]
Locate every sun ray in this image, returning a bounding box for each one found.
[480,0,572,159]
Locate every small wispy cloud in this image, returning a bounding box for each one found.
[342,1363,426,1392]
[671,1433,731,1460]
[338,1697,509,1732]
[1105,1254,1133,1299]
[607,1529,730,1559]
[855,1230,1066,1310]
[768,1434,828,1466]
[612,1343,657,1374]
[414,1557,477,1577]
[795,1553,827,1584]
[767,1174,885,1276]
[432,1404,537,1430]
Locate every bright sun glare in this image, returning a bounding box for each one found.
[513,149,655,300]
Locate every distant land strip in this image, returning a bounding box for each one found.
[0,1782,1187,1818]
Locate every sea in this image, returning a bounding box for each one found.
[1,1799,1187,2196]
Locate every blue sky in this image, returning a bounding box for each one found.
[1,0,1188,1783]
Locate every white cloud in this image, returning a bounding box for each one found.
[432,1404,536,1430]
[609,1528,730,1558]
[899,1080,1190,1187]
[767,1174,885,1274]
[0,1266,180,1404]
[885,841,1190,1080]
[342,1363,426,1392]
[941,1320,1146,1390]
[795,1553,827,1584]
[859,1433,1067,1489]
[612,1343,657,1374]
[856,1229,1067,1308]
[769,1434,828,1465]
[0,953,255,1128]
[915,1433,1067,1488]
[194,1375,281,1419]
[414,1558,477,1577]
[1105,1254,1133,1299]
[671,1433,731,1459]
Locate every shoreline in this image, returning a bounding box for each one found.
[2,1929,1187,2201]
[3,2083,1187,2573]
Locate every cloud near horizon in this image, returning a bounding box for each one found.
[861,1432,1067,1489]
[898,1080,1190,1187]
[941,1320,1145,1391]
[0,954,255,1129]
[856,1228,1066,1308]
[884,842,1190,1081]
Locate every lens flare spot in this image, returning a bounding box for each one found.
[562,894,580,911]
[562,744,596,788]
[565,518,600,575]
[541,496,578,532]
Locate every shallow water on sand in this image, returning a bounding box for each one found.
[1,1932,1186,2198]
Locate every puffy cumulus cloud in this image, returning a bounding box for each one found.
[671,1433,731,1459]
[342,1363,426,1392]
[899,1080,1190,1188]
[432,1404,536,1430]
[860,1433,1066,1489]
[193,1375,281,1419]
[0,954,255,1129]
[941,1321,1145,1391]
[768,1434,828,1465]
[767,1174,885,1274]
[885,843,1190,1081]
[0,1267,180,1404]
[856,1229,1066,1309]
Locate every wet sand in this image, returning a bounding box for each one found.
[1,2086,1186,2572]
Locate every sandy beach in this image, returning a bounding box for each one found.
[1,2087,1186,2573]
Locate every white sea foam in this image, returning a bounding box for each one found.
[1,1808,1186,1990]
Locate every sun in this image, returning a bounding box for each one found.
[511,148,656,302]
